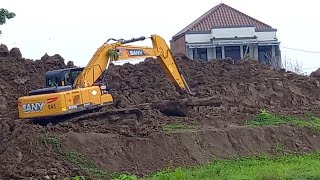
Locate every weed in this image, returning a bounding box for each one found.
[110,174,138,180]
[256,168,284,180]
[72,176,86,180]
[41,134,63,154]
[294,116,320,132]
[40,134,107,179]
[271,143,294,156]
[245,110,320,132]
[162,123,194,132]
[56,176,86,180]
[66,152,107,179]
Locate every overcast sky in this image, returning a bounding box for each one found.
[0,0,319,74]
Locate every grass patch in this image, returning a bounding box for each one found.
[245,109,320,132]
[41,133,63,153]
[72,177,86,180]
[40,134,107,179]
[40,134,66,156]
[58,176,86,180]
[110,174,138,180]
[66,152,108,179]
[271,143,293,156]
[162,123,195,132]
[112,152,320,180]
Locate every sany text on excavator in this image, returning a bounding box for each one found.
[17,34,192,123]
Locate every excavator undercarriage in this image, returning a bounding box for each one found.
[29,105,143,125]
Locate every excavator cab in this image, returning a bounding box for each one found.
[45,67,84,88]
[28,67,84,96]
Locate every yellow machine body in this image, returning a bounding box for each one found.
[18,86,113,119]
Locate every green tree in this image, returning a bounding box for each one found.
[0,8,15,34]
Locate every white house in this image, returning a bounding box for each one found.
[170,3,281,67]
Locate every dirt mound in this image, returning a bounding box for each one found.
[62,126,320,176]
[0,44,10,57]
[0,46,84,179]
[0,118,81,179]
[106,57,320,120]
[311,68,320,78]
[9,47,22,59]
[1,46,320,179]
[0,52,67,119]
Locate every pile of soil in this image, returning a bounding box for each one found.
[0,45,69,119]
[108,56,320,110]
[0,45,80,179]
[105,56,320,128]
[1,45,320,179]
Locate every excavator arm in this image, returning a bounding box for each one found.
[74,34,191,94]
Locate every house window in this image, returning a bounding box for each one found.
[225,46,241,61]
[258,46,272,64]
[216,47,222,59]
[193,48,207,61]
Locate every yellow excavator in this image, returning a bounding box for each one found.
[17,34,192,123]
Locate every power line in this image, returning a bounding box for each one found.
[281,46,320,54]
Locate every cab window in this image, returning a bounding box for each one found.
[47,77,60,87]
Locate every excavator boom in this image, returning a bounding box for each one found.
[74,34,191,93]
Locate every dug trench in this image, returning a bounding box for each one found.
[1,45,320,179]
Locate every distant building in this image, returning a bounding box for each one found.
[170,3,281,67]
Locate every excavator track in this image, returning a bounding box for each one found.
[29,106,143,126]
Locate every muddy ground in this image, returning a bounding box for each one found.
[1,45,320,179]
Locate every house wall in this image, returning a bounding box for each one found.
[185,33,212,43]
[185,27,277,44]
[255,31,277,41]
[170,35,186,55]
[211,27,255,38]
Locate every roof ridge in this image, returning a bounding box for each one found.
[172,3,224,39]
[221,3,271,28]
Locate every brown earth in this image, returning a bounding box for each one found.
[1,46,320,179]
[62,126,320,176]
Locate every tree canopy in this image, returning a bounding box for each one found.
[0,8,16,34]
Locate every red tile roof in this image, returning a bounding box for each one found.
[173,3,273,39]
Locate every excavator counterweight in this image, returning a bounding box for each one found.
[18,34,192,123]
